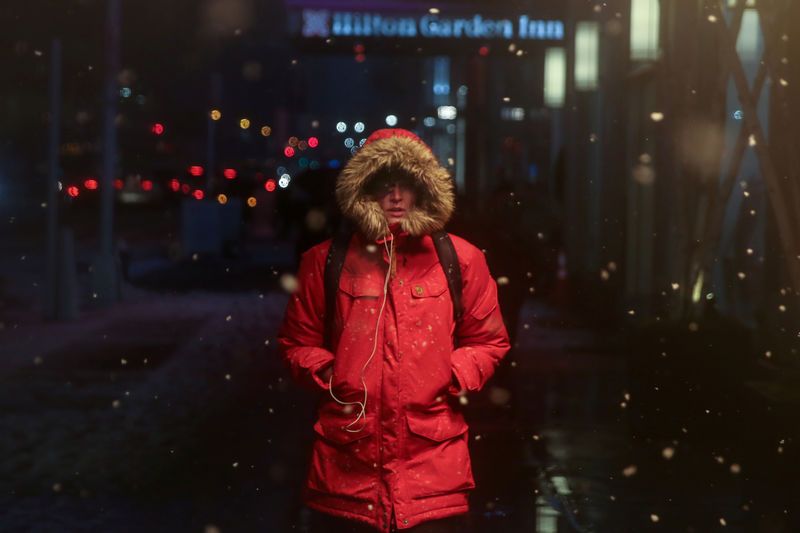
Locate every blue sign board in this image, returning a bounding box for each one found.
[300,9,564,41]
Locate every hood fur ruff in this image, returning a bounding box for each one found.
[336,129,455,241]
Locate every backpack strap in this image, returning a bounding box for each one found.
[431,230,463,325]
[323,228,353,351]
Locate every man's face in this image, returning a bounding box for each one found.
[371,178,416,225]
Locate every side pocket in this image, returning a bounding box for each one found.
[308,413,377,501]
[403,409,474,499]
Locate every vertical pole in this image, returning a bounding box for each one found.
[93,0,121,304]
[45,39,62,320]
[206,72,222,192]
[101,0,120,257]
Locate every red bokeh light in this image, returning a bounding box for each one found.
[355,53,366,63]
[67,186,79,197]
[254,172,264,180]
[354,44,365,54]
[223,168,237,179]
[284,146,295,157]
[151,123,164,135]
[169,178,180,192]
[114,179,123,190]
[189,165,204,177]
[181,183,191,194]
[308,137,319,148]
[479,46,490,56]
[265,179,276,192]
[193,189,204,200]
[141,180,153,191]
[84,178,98,190]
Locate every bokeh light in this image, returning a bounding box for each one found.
[247,197,257,207]
[141,180,153,191]
[169,179,180,192]
[288,136,299,147]
[217,194,228,204]
[336,122,347,133]
[265,179,276,192]
[210,109,222,121]
[193,189,204,200]
[189,165,204,177]
[354,122,365,133]
[223,168,237,179]
[385,115,398,127]
[261,125,272,136]
[284,146,295,157]
[308,137,319,148]
[67,186,79,197]
[239,118,250,129]
[84,179,98,190]
[344,137,355,148]
[279,174,291,188]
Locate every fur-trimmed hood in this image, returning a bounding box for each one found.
[336,128,455,241]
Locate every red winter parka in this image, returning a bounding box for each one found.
[278,129,510,532]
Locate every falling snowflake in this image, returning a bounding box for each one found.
[622,465,637,477]
[730,463,741,474]
[650,513,659,522]
[650,112,664,122]
[671,283,680,290]
[280,273,299,293]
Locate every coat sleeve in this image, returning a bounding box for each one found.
[277,245,335,392]
[450,245,511,394]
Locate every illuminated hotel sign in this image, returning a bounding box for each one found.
[301,10,564,41]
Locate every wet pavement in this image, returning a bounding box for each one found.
[1,236,799,532]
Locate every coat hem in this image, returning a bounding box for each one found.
[304,501,388,531]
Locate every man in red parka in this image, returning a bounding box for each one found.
[278,128,510,532]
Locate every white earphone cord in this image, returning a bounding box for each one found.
[328,235,394,432]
